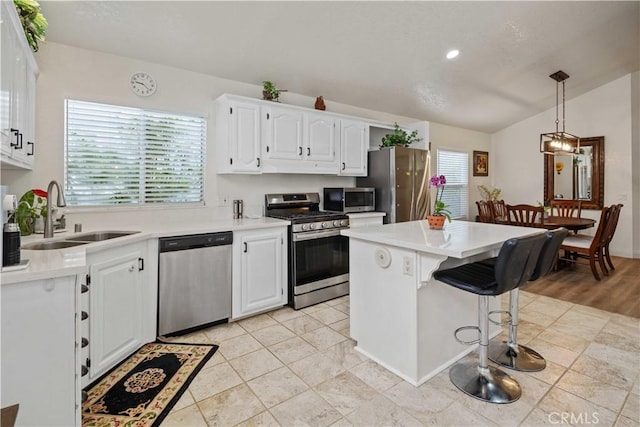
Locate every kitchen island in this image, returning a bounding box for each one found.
[341,219,543,386]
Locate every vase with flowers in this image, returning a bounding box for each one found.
[426,175,452,230]
[12,189,47,236]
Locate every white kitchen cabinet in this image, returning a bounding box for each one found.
[304,112,339,173]
[1,276,80,426]
[262,104,304,171]
[216,95,262,173]
[0,0,38,170]
[232,227,287,318]
[87,241,148,381]
[339,119,369,176]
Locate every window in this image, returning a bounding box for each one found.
[65,100,206,207]
[437,149,469,219]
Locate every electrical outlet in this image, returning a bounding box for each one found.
[402,256,413,276]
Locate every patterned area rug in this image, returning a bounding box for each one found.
[82,342,218,427]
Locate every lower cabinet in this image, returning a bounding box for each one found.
[232,227,287,318]
[1,276,80,426]
[86,241,148,382]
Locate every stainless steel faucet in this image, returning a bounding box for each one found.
[44,180,66,238]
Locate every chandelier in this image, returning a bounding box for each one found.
[539,70,580,155]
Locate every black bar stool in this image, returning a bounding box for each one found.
[434,233,546,404]
[487,228,568,371]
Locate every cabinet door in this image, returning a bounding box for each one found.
[263,105,303,162]
[89,248,144,379]
[305,112,338,170]
[233,228,286,318]
[0,3,15,157]
[228,99,261,172]
[1,276,79,426]
[340,119,369,176]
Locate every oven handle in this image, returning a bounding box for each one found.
[292,229,345,241]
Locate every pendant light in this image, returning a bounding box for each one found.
[539,70,580,155]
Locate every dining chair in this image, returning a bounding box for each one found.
[506,204,544,227]
[476,201,494,223]
[601,204,623,273]
[490,200,508,222]
[551,200,582,218]
[560,205,612,280]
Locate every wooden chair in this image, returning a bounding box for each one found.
[560,206,611,280]
[490,200,508,222]
[551,200,582,218]
[601,204,623,272]
[476,201,494,223]
[506,204,544,227]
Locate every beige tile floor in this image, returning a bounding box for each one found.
[161,292,640,427]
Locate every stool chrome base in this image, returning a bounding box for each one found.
[488,341,546,372]
[449,361,521,404]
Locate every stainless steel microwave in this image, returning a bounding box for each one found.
[323,187,375,213]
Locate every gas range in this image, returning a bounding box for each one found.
[265,192,350,309]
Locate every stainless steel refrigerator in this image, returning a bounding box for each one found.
[356,146,430,224]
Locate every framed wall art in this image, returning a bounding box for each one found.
[473,151,489,176]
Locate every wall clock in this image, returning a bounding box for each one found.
[129,72,156,97]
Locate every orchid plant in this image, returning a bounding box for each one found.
[429,175,452,222]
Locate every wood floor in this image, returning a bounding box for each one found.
[521,256,640,318]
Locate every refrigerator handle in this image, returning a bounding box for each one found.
[415,151,430,220]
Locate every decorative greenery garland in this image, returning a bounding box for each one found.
[13,0,48,52]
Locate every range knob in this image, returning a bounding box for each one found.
[309,223,316,230]
[301,224,309,231]
[341,220,348,227]
[321,222,328,229]
[333,220,341,227]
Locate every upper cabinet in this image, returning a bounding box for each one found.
[1,0,39,170]
[216,96,262,173]
[339,119,369,176]
[215,94,371,176]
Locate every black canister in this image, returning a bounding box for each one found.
[3,222,21,267]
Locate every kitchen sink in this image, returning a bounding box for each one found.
[22,240,88,250]
[68,231,140,242]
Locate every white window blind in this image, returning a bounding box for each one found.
[437,149,469,219]
[65,100,206,207]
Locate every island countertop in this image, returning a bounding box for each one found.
[341,219,544,258]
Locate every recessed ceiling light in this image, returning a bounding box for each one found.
[446,49,459,59]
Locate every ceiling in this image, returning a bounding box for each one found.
[39,1,639,133]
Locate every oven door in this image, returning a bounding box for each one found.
[292,229,349,295]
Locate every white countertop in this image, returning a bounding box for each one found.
[341,219,545,258]
[1,217,289,285]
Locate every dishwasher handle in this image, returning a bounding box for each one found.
[159,231,233,252]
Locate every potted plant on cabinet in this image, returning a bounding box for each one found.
[262,81,287,102]
[380,122,422,148]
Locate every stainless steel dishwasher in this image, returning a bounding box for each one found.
[158,232,232,336]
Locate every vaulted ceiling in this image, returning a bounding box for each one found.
[40,1,639,133]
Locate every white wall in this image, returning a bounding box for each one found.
[492,74,637,257]
[430,122,492,219]
[2,42,423,229]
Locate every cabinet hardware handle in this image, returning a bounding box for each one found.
[230,107,233,114]
[81,284,89,293]
[342,162,346,170]
[243,242,248,253]
[266,113,270,120]
[230,158,233,165]
[266,146,269,152]
[307,147,311,156]
[10,129,19,147]
[138,257,144,271]
[27,141,34,156]
[298,147,302,156]
[257,157,260,167]
[81,365,88,376]
[81,311,88,320]
[81,337,89,348]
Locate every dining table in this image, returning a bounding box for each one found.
[494,216,596,232]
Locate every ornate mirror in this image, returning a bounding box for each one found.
[544,136,604,209]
